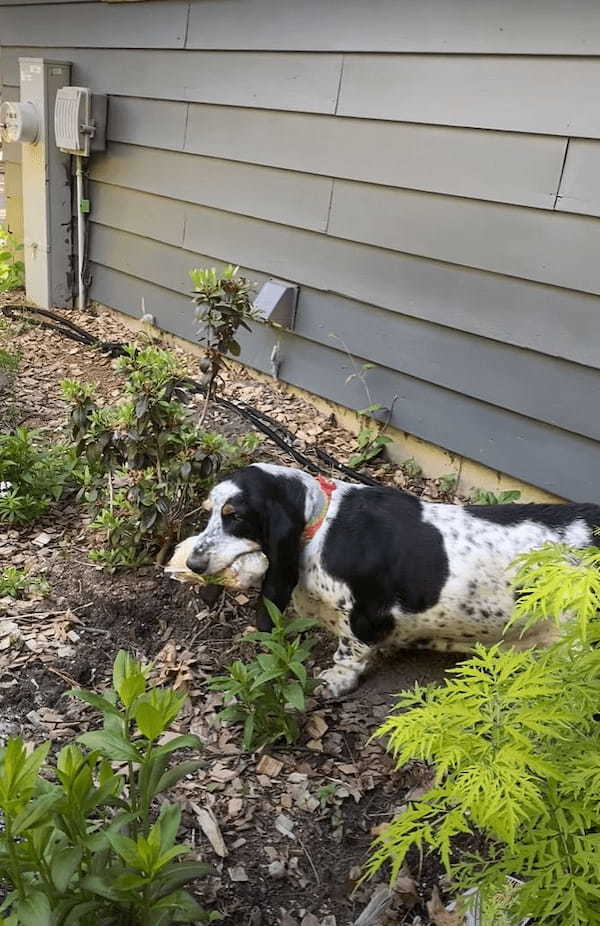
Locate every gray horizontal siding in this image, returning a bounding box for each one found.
[185,0,600,55]
[4,0,600,53]
[89,144,333,233]
[328,181,600,296]
[556,140,600,217]
[87,220,600,444]
[89,181,600,369]
[3,48,600,139]
[106,98,568,210]
[91,145,600,296]
[0,2,189,47]
[338,55,600,137]
[0,48,341,113]
[89,261,600,502]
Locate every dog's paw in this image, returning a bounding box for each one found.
[316,665,361,699]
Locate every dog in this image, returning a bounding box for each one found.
[179,463,600,697]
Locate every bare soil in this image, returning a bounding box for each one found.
[0,299,470,926]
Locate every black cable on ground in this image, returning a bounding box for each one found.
[1,303,382,486]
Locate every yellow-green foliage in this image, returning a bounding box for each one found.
[366,543,600,926]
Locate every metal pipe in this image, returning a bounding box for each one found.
[75,155,86,311]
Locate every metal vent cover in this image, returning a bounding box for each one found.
[54,86,90,156]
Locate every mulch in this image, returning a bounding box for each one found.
[0,296,469,926]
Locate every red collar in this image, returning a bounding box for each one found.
[302,475,337,544]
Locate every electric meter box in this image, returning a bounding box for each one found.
[54,86,107,156]
[0,100,40,145]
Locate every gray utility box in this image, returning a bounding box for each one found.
[18,58,72,308]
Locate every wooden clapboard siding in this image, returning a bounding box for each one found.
[556,140,600,217]
[89,144,333,233]
[106,98,567,210]
[4,0,600,500]
[184,0,600,55]
[338,56,600,138]
[89,260,600,502]
[0,48,342,113]
[87,220,600,444]
[0,3,190,47]
[88,181,600,370]
[327,180,600,296]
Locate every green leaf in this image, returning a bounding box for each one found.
[68,689,121,718]
[112,649,147,708]
[77,729,141,763]
[152,733,202,760]
[51,846,82,893]
[154,760,205,797]
[106,831,141,868]
[151,860,212,895]
[135,702,165,741]
[283,682,305,712]
[80,874,128,902]
[12,790,62,835]
[157,802,181,853]
[14,892,52,926]
[243,714,255,751]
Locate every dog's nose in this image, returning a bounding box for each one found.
[186,550,210,575]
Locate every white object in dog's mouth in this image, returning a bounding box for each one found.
[165,540,268,590]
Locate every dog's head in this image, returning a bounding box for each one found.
[184,464,309,629]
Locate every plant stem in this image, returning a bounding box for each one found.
[5,817,26,900]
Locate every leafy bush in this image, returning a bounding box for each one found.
[0,226,25,292]
[62,344,260,566]
[0,566,49,599]
[210,601,318,751]
[471,488,521,505]
[348,403,393,469]
[0,650,217,924]
[366,542,600,926]
[190,265,258,420]
[0,427,76,524]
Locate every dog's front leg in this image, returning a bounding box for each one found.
[318,633,372,698]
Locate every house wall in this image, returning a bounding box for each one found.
[2,0,600,500]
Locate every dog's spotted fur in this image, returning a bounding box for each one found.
[184,463,600,696]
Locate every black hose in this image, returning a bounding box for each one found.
[1,303,382,486]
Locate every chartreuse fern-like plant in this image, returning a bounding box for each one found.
[366,542,600,926]
[0,650,217,924]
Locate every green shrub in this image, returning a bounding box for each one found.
[0,567,49,599]
[348,404,393,469]
[0,427,76,524]
[62,344,260,567]
[190,265,258,420]
[471,488,522,505]
[0,650,218,925]
[0,226,25,292]
[209,601,318,751]
[366,542,600,926]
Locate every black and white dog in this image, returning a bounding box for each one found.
[183,463,600,697]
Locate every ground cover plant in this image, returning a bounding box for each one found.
[0,427,76,525]
[0,566,48,599]
[209,601,318,751]
[470,488,522,505]
[366,542,600,925]
[0,649,217,925]
[62,344,259,567]
[0,227,25,293]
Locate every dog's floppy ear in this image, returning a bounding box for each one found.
[256,499,303,631]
